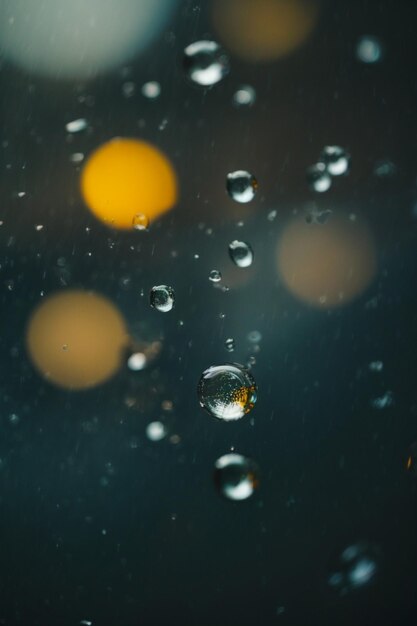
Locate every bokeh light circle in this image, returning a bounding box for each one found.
[0,0,178,79]
[26,290,129,390]
[277,213,377,308]
[212,0,320,63]
[81,138,178,230]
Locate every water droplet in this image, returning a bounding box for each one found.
[228,240,254,268]
[146,421,167,441]
[127,352,147,371]
[209,269,222,283]
[62,344,68,351]
[150,285,175,312]
[232,85,256,107]
[226,170,257,203]
[373,158,396,178]
[214,453,259,500]
[122,81,135,98]
[141,81,161,99]
[8,413,19,425]
[35,224,44,231]
[267,209,277,222]
[132,213,149,231]
[306,163,332,192]
[184,40,230,87]
[65,118,87,133]
[197,363,257,421]
[356,36,382,64]
[320,145,351,176]
[371,390,394,409]
[328,542,380,594]
[369,360,383,372]
[70,152,84,164]
[247,330,262,344]
[225,338,235,352]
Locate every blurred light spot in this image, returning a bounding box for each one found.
[356,36,382,64]
[369,360,383,372]
[277,214,377,308]
[81,138,178,230]
[371,390,394,409]
[146,421,167,441]
[328,542,380,595]
[233,85,256,107]
[214,453,260,500]
[141,81,161,99]
[0,0,178,79]
[212,0,320,62]
[66,118,87,133]
[26,290,129,390]
[127,352,147,371]
[306,162,332,193]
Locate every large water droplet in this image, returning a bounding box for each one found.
[150,285,175,312]
[214,453,259,500]
[306,163,332,193]
[183,40,230,87]
[328,542,380,595]
[320,145,351,176]
[226,170,257,203]
[228,240,254,268]
[197,363,257,421]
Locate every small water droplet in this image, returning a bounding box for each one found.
[122,81,136,98]
[267,209,277,222]
[214,453,260,500]
[306,163,332,193]
[226,170,257,203]
[142,81,161,99]
[369,360,383,372]
[373,158,396,178]
[209,269,222,283]
[35,224,44,231]
[132,213,149,231]
[146,421,167,442]
[70,152,84,164]
[150,285,175,312]
[328,542,380,594]
[8,413,19,425]
[232,85,256,107]
[371,390,394,409]
[247,330,262,344]
[62,344,68,351]
[65,118,87,133]
[198,363,257,421]
[228,240,254,268]
[184,40,230,87]
[356,36,382,64]
[320,145,351,176]
[225,338,235,352]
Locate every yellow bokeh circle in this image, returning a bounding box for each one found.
[212,0,320,63]
[81,138,178,229]
[26,290,129,390]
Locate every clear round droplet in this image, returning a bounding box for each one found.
[320,145,351,177]
[225,338,235,352]
[214,453,259,501]
[183,40,230,87]
[226,170,258,203]
[197,363,257,421]
[209,269,222,283]
[306,163,332,193]
[132,213,149,231]
[328,542,381,595]
[228,240,254,268]
[232,85,256,108]
[356,36,382,64]
[127,352,147,371]
[150,285,175,312]
[146,421,167,442]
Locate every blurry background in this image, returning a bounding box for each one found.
[0,0,417,624]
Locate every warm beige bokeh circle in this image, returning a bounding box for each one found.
[212,0,320,63]
[26,290,129,390]
[277,214,377,308]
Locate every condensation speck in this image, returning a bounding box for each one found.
[233,85,256,107]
